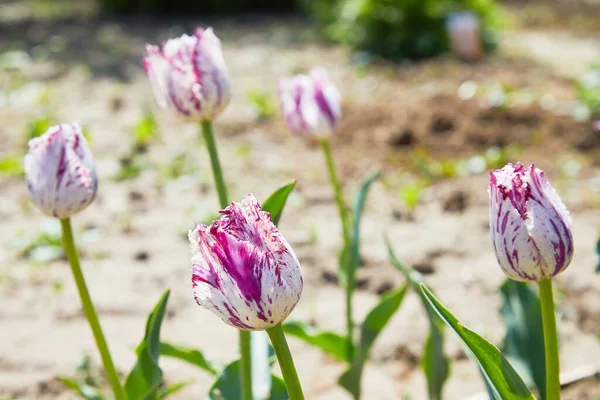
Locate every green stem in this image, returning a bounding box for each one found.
[201,120,229,209]
[200,120,253,400]
[320,139,351,245]
[60,218,125,400]
[320,138,354,361]
[538,278,561,400]
[239,330,253,400]
[266,324,305,400]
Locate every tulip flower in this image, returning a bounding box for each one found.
[143,27,232,122]
[25,123,97,219]
[489,162,573,282]
[190,194,303,331]
[24,123,125,400]
[489,162,573,400]
[278,68,341,139]
[191,194,305,399]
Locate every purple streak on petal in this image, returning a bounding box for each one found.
[314,83,336,128]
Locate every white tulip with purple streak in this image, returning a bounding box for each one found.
[278,68,341,138]
[190,194,303,330]
[25,123,97,219]
[489,163,573,282]
[144,27,231,122]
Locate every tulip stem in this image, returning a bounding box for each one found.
[60,218,125,400]
[200,120,253,400]
[201,120,229,209]
[320,138,354,361]
[267,324,305,400]
[539,278,561,400]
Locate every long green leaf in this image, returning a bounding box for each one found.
[262,181,296,226]
[208,360,288,400]
[346,171,380,292]
[387,240,450,400]
[283,321,350,362]
[500,280,546,398]
[420,284,535,400]
[124,290,170,400]
[339,283,408,397]
[159,342,217,375]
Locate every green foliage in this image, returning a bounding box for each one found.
[387,241,450,400]
[500,280,546,398]
[9,221,64,263]
[576,62,600,117]
[0,153,25,178]
[305,0,499,61]
[113,154,148,182]
[26,115,54,141]
[344,171,380,291]
[159,342,217,375]
[246,88,277,120]
[58,354,105,400]
[338,284,409,397]
[132,112,158,150]
[262,181,297,226]
[420,284,535,400]
[283,321,350,362]
[124,290,170,400]
[208,360,288,400]
[399,180,427,210]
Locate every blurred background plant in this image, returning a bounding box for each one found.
[92,0,500,62]
[305,0,501,61]
[576,61,600,122]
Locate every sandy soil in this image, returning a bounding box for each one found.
[1,3,600,399]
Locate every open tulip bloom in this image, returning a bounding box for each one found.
[191,195,305,399]
[24,124,126,400]
[489,162,573,400]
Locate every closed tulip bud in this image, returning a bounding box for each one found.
[25,123,97,219]
[144,27,232,122]
[278,67,341,139]
[489,163,573,282]
[190,194,303,330]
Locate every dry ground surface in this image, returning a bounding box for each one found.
[1,1,600,399]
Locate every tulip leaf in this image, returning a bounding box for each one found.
[262,181,296,226]
[57,377,104,400]
[420,284,535,400]
[208,360,288,400]
[124,290,170,400]
[500,280,546,398]
[339,283,408,397]
[346,171,380,292]
[158,381,193,399]
[282,321,350,362]
[387,240,450,400]
[159,342,217,375]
